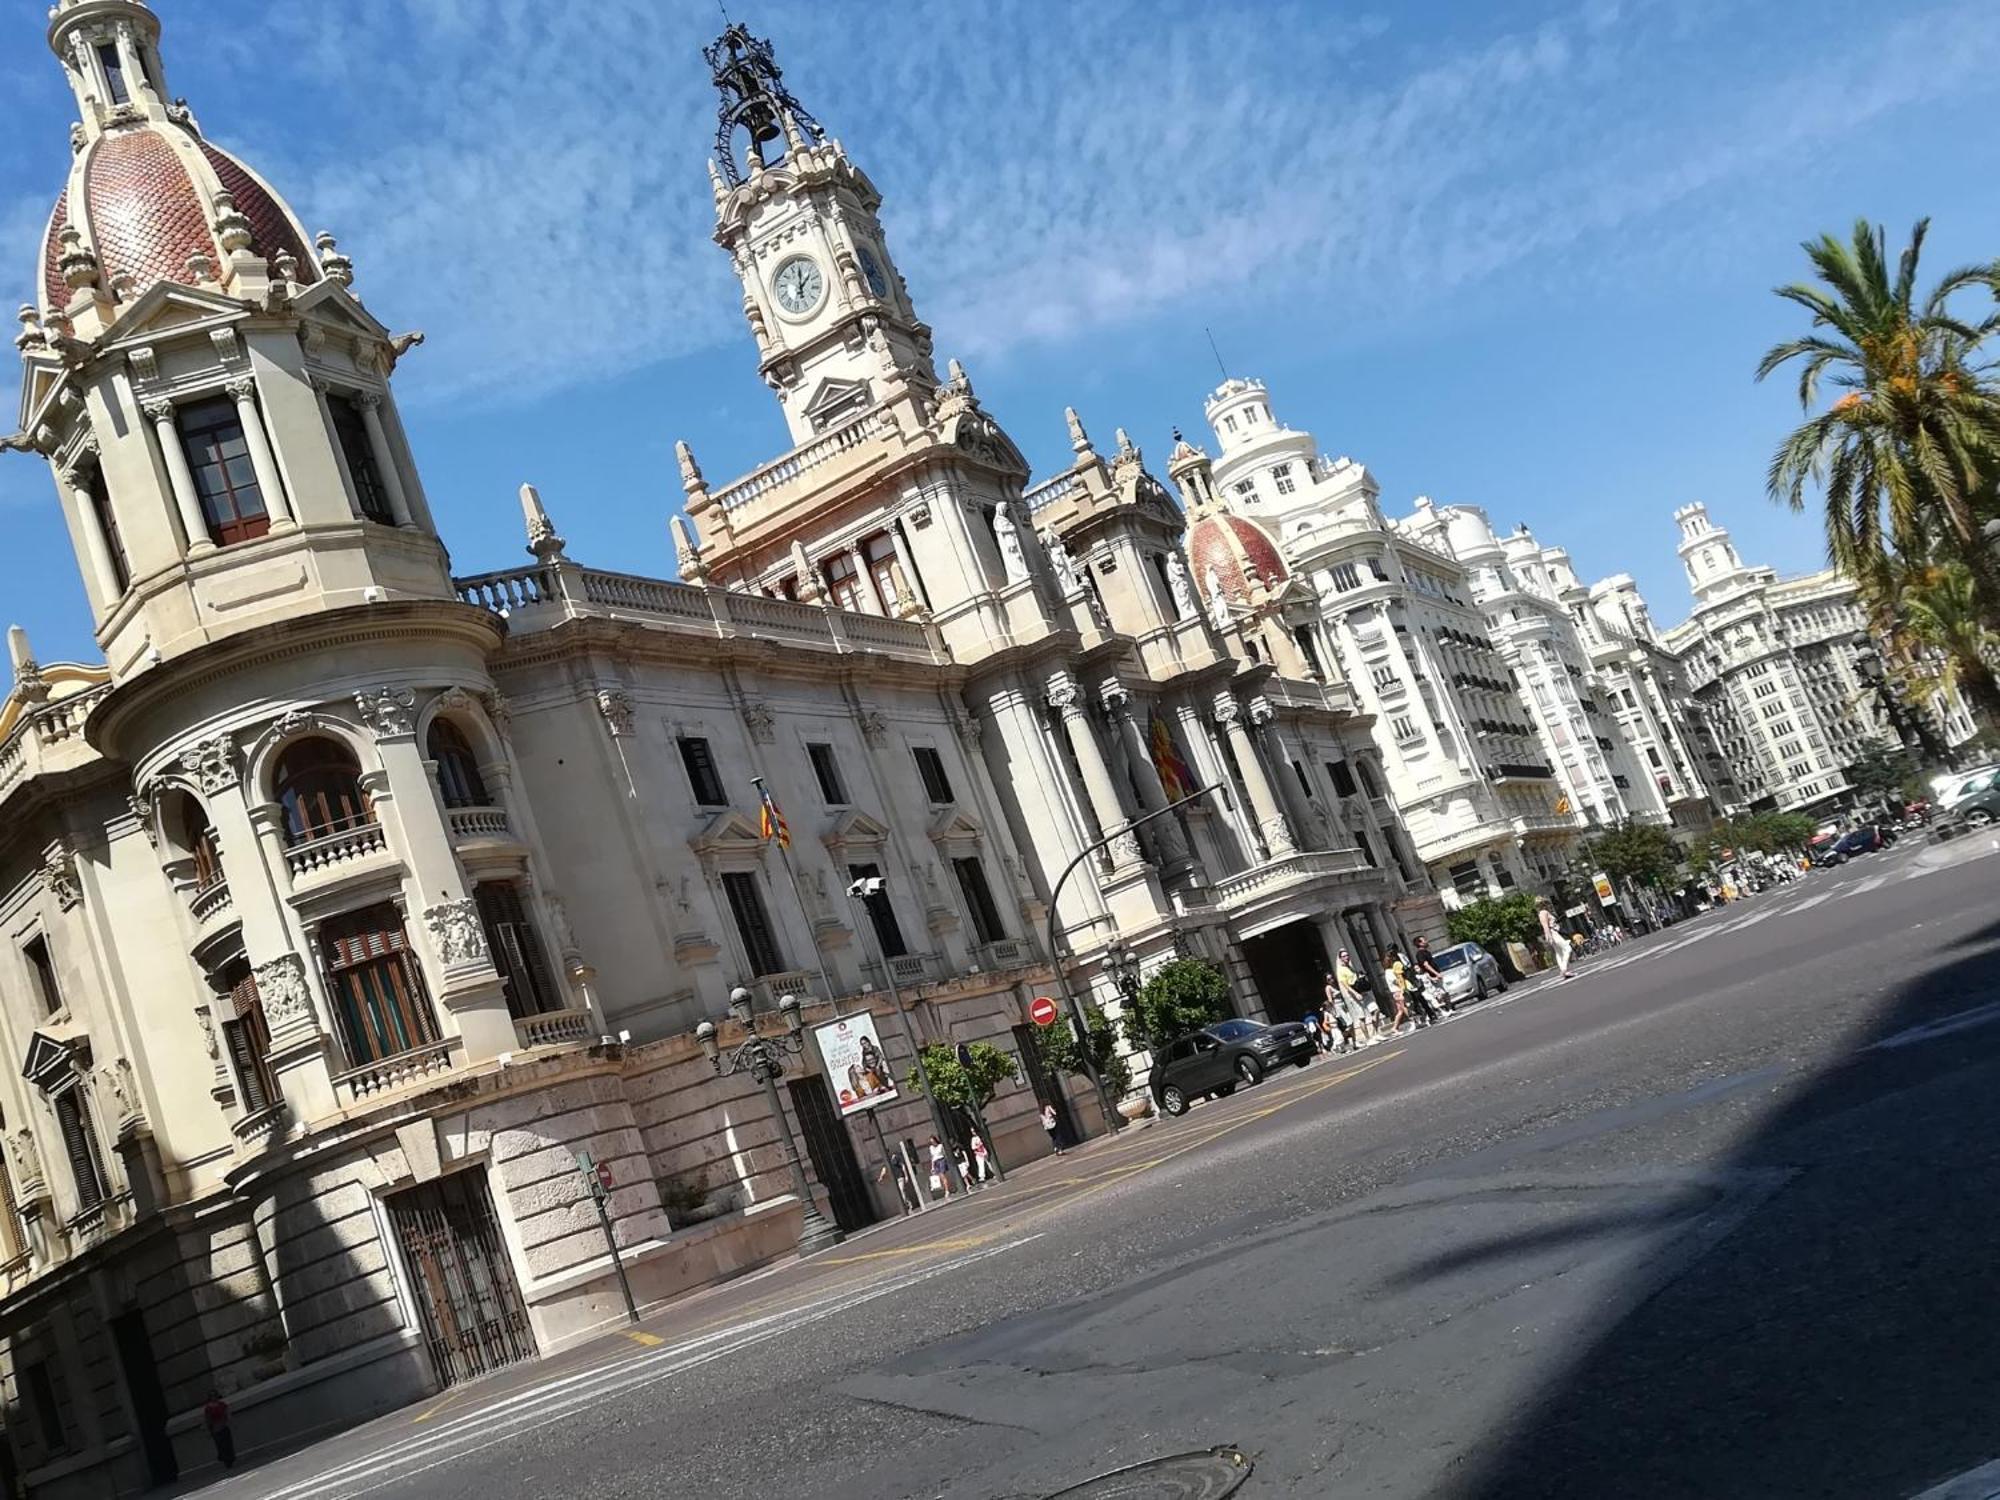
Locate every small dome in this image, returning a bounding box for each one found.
[1188,511,1288,605]
[39,125,316,312]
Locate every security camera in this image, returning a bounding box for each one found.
[846,876,886,898]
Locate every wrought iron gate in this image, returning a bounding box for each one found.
[387,1169,537,1388]
[788,1078,879,1233]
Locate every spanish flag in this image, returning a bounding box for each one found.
[757,781,791,850]
[1149,710,1195,802]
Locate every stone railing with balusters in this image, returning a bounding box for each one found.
[1023,470,1082,516]
[0,683,114,806]
[446,805,512,842]
[1211,848,1368,907]
[516,1007,593,1049]
[709,406,899,514]
[333,1038,459,1104]
[975,937,1033,970]
[754,971,816,1010]
[286,820,389,879]
[188,878,234,927]
[455,561,944,664]
[230,1101,288,1152]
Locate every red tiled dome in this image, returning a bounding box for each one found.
[1188,511,1287,605]
[39,126,315,311]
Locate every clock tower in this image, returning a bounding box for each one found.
[706,25,937,444]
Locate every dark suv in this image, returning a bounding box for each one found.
[1151,1018,1315,1116]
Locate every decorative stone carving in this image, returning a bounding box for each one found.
[1046,671,1081,714]
[194,1005,220,1064]
[740,701,776,745]
[99,1059,139,1126]
[1165,551,1198,620]
[140,397,175,426]
[355,686,418,738]
[127,794,158,847]
[1098,679,1132,717]
[5,1130,44,1196]
[544,893,582,960]
[1046,534,1083,593]
[270,707,317,741]
[1247,696,1277,728]
[991,504,1029,584]
[223,376,257,405]
[857,709,889,748]
[480,690,512,736]
[1212,692,1243,728]
[433,685,478,722]
[254,954,314,1029]
[951,712,983,750]
[41,840,81,911]
[423,899,488,967]
[596,689,634,737]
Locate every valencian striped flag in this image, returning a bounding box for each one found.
[756,781,791,850]
[1148,710,1196,802]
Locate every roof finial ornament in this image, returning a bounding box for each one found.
[519,482,566,563]
[7,625,48,705]
[211,192,253,255]
[15,306,47,355]
[671,515,710,586]
[314,231,353,288]
[1064,406,1095,462]
[705,22,827,186]
[56,226,99,292]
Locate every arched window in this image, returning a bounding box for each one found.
[181,797,223,891]
[426,719,490,809]
[274,737,371,846]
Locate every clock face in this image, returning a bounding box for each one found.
[772,256,825,315]
[859,247,889,299]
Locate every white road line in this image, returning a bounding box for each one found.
[252,1236,1041,1500]
[1908,1455,2000,1497]
[1869,1000,2000,1053]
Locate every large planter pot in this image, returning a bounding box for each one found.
[1117,1095,1154,1123]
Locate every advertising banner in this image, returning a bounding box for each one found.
[812,1012,899,1117]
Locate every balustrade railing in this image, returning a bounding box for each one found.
[286,819,389,878]
[455,566,558,614]
[516,1007,593,1049]
[888,953,933,987]
[975,937,1031,970]
[1212,848,1366,906]
[230,1101,287,1150]
[189,878,234,926]
[333,1039,458,1103]
[754,970,816,1010]
[1023,471,1081,515]
[446,805,512,841]
[710,407,896,513]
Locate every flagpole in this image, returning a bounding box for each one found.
[753,776,842,1017]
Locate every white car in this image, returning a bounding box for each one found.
[1429,942,1509,1005]
[1938,765,2000,811]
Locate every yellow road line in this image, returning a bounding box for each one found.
[625,1331,665,1347]
[816,1233,989,1266]
[411,1386,468,1424]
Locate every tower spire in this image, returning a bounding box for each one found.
[705,24,826,186]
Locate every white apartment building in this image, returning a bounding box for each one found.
[1656,504,1971,812]
[1194,379,1561,906]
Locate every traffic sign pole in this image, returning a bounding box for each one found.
[576,1150,639,1326]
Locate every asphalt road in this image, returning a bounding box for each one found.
[201,832,2000,1500]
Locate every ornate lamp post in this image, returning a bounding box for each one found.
[696,987,845,1256]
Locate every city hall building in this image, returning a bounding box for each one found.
[0,5,1424,1490]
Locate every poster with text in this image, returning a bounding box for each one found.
[813,1012,899,1117]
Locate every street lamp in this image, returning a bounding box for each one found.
[696,987,845,1256]
[844,876,957,1169]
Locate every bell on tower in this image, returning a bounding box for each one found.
[705,24,826,185]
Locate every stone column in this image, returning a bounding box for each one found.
[1099,677,1194,886]
[144,398,214,554]
[1253,700,1324,851]
[1047,670,1142,872]
[1217,693,1296,860]
[113,22,150,98]
[62,467,123,603]
[225,378,293,527]
[887,523,925,616]
[355,393,415,527]
[355,688,516,1061]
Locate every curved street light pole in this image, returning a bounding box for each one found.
[1043,784,1216,1136]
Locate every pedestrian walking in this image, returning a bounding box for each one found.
[1040,1102,1066,1156]
[1380,952,1413,1033]
[1411,937,1453,1016]
[953,1145,975,1191]
[1537,898,1574,981]
[926,1134,955,1199]
[969,1131,994,1183]
[203,1390,235,1470]
[1332,952,1371,1045]
[877,1147,919,1214]
[1319,987,1351,1054]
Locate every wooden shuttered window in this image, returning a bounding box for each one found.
[176,397,269,546]
[55,1090,107,1213]
[222,966,279,1113]
[952,856,1006,945]
[721,872,785,977]
[472,882,560,1019]
[321,904,438,1065]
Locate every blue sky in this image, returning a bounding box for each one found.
[6,0,2000,666]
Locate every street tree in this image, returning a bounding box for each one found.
[1030,1005,1132,1101]
[1845,743,1915,801]
[1121,957,1232,1055]
[1445,891,1542,972]
[916,1040,1018,1174]
[1895,561,2000,728]
[1757,218,2000,628]
[1585,819,1684,889]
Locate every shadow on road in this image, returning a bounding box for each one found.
[1452,913,2000,1499]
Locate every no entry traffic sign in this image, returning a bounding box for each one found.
[1029,995,1059,1027]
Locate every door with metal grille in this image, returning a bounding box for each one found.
[787,1078,879,1233]
[387,1170,537,1388]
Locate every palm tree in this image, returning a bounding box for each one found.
[1895,560,2000,728]
[1757,218,2000,624]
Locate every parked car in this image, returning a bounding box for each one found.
[1808,840,1847,868]
[1937,764,1999,810]
[1151,1018,1314,1116]
[1949,777,2000,828]
[1429,941,1508,1005]
[1833,826,1884,858]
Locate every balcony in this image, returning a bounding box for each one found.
[973,937,1033,971]
[230,1101,288,1153]
[516,1007,594,1049]
[287,819,389,880]
[753,970,817,1010]
[1212,847,1368,908]
[188,876,234,928]
[447,805,513,843]
[332,1038,459,1104]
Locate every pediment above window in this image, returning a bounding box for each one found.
[21,1024,87,1094]
[689,809,767,857]
[802,377,871,432]
[927,807,983,848]
[821,809,891,854]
